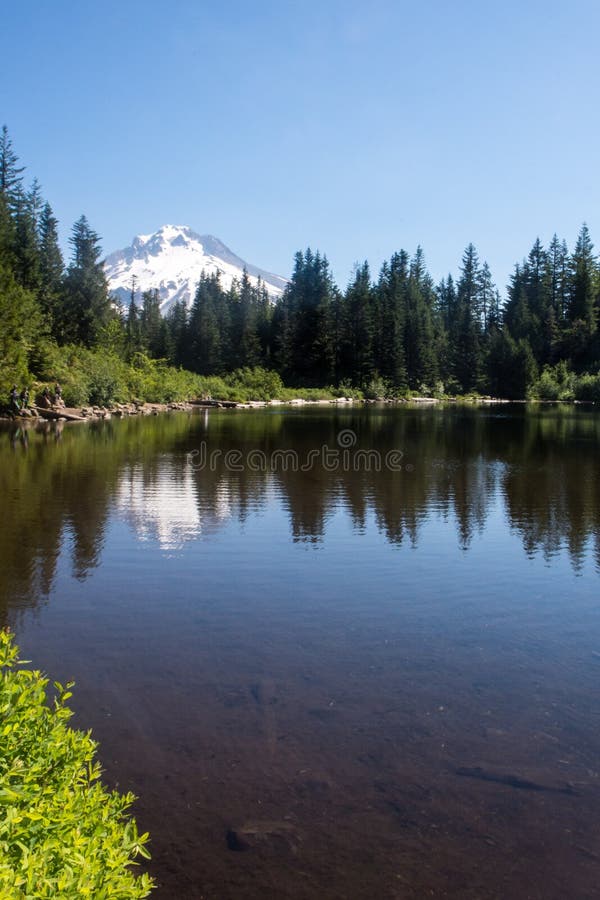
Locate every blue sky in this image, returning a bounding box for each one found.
[2,0,599,293]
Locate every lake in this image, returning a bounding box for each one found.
[1,404,600,899]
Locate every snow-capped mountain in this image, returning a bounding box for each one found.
[104,224,288,313]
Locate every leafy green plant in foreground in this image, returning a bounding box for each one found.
[0,630,154,899]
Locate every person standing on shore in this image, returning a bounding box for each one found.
[9,385,20,415]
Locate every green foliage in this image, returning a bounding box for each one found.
[138,291,164,358]
[31,344,123,407]
[194,367,337,403]
[528,362,600,402]
[60,216,111,347]
[223,367,284,401]
[431,380,446,399]
[3,123,600,405]
[568,224,597,330]
[185,273,228,375]
[278,385,337,402]
[331,380,364,399]
[127,353,203,403]
[37,202,64,330]
[529,362,575,401]
[486,330,538,399]
[0,263,40,397]
[339,262,375,387]
[27,345,203,407]
[274,249,338,385]
[362,373,389,400]
[531,369,561,401]
[573,372,600,402]
[0,126,25,214]
[374,253,409,389]
[0,630,154,899]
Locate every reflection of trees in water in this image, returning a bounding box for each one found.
[0,415,196,619]
[0,424,105,615]
[267,410,498,548]
[500,411,600,571]
[1,406,599,621]
[260,407,600,563]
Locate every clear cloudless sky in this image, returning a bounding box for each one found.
[1,0,599,293]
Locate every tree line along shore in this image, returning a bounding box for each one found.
[2,125,600,410]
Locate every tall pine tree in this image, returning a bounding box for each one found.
[61,215,111,346]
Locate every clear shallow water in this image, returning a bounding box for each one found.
[1,405,600,899]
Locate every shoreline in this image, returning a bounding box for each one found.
[1,395,597,427]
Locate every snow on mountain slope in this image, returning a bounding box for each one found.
[104,224,288,313]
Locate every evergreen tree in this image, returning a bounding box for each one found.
[568,224,597,331]
[478,261,496,332]
[405,248,438,390]
[547,234,567,322]
[96,306,126,357]
[451,244,484,391]
[61,215,111,346]
[525,239,548,317]
[487,330,536,399]
[13,190,41,295]
[236,270,262,368]
[139,289,163,357]
[214,275,233,370]
[0,126,24,214]
[436,275,456,332]
[0,262,40,389]
[125,298,142,357]
[435,276,455,383]
[124,278,142,358]
[27,178,44,231]
[458,243,481,319]
[164,299,188,366]
[340,262,375,386]
[255,279,273,365]
[504,264,531,342]
[374,252,408,389]
[273,249,336,385]
[38,202,64,329]
[186,272,224,374]
[272,282,296,377]
[0,193,15,271]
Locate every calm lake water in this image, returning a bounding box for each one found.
[1,404,600,899]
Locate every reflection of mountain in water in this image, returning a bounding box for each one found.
[117,462,208,551]
[1,406,599,622]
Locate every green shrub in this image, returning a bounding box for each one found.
[529,362,575,401]
[24,345,205,407]
[127,354,203,403]
[0,266,41,399]
[192,367,338,403]
[279,386,337,402]
[531,368,561,401]
[363,373,388,400]
[0,630,154,899]
[574,372,600,402]
[331,381,364,400]
[224,367,285,401]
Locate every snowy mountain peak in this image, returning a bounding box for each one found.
[105,225,288,313]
